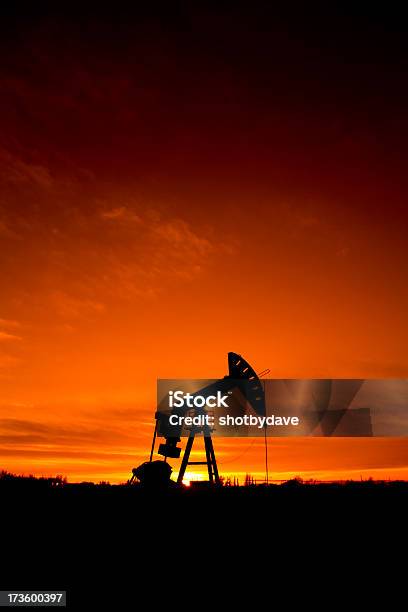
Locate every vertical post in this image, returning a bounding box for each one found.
[264,426,269,485]
[149,420,158,462]
[204,437,214,484]
[177,432,195,485]
[263,380,269,484]
[208,437,220,485]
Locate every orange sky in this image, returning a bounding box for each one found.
[0,4,407,483]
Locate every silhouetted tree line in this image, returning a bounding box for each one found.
[0,470,67,486]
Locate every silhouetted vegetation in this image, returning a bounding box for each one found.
[1,469,407,495]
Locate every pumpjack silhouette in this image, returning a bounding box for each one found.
[130,352,266,487]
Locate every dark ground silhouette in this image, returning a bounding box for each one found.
[1,472,405,606]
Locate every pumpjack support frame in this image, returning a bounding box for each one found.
[131,352,266,487]
[176,425,220,486]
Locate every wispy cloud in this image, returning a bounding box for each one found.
[0,144,232,319]
[153,218,213,257]
[101,206,142,223]
[0,147,53,189]
[0,331,22,341]
[0,415,147,449]
[0,318,21,328]
[49,291,106,319]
